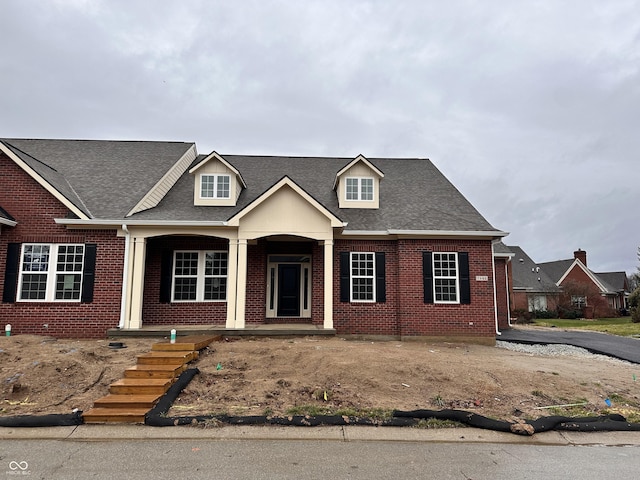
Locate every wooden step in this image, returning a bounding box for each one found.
[124,364,186,379]
[93,394,162,409]
[83,407,149,423]
[109,378,172,395]
[152,335,221,352]
[136,351,198,365]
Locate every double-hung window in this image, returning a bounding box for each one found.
[345,177,374,201]
[18,244,85,301]
[350,252,375,302]
[200,174,230,199]
[172,251,228,302]
[433,253,459,303]
[423,251,471,305]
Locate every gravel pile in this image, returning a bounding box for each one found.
[496,340,633,365]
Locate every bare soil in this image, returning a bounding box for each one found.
[2,333,639,422]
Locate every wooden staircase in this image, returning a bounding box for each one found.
[83,335,219,423]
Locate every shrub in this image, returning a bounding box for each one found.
[629,287,640,323]
[532,309,557,319]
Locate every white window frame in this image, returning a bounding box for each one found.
[350,252,376,302]
[200,174,231,199]
[433,252,459,304]
[18,243,85,302]
[528,295,548,312]
[345,177,374,201]
[571,295,587,308]
[172,250,228,302]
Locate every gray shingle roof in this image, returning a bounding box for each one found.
[131,154,502,233]
[2,140,503,234]
[538,259,575,284]
[507,246,560,292]
[0,205,15,223]
[1,139,195,219]
[594,272,628,293]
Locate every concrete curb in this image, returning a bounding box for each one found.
[2,424,640,446]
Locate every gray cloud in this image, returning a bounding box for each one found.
[1,0,638,273]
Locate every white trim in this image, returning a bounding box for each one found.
[344,176,375,201]
[189,151,247,188]
[227,176,344,228]
[0,142,89,220]
[0,218,17,227]
[126,144,197,217]
[171,250,228,302]
[199,173,231,199]
[333,154,384,189]
[556,259,611,293]
[55,218,229,227]
[340,229,509,239]
[350,252,376,303]
[432,252,460,304]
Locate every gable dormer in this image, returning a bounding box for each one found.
[189,152,246,206]
[333,154,384,209]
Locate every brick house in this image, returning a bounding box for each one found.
[1,139,509,341]
[540,249,630,317]
[506,245,561,317]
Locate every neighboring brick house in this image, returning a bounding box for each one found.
[1,138,509,341]
[506,245,561,317]
[540,249,630,317]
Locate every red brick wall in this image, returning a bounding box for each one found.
[333,239,496,338]
[0,154,124,338]
[494,257,510,330]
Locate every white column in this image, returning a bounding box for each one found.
[225,239,238,328]
[128,237,147,330]
[323,239,334,329]
[235,238,248,329]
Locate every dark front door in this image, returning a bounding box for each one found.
[277,264,301,316]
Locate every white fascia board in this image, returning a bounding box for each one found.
[228,176,343,228]
[189,151,247,188]
[0,218,17,227]
[339,229,509,239]
[0,142,89,220]
[333,154,384,189]
[389,229,509,238]
[55,218,229,228]
[556,259,610,293]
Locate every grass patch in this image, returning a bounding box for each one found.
[533,318,640,337]
[285,405,393,419]
[415,418,466,429]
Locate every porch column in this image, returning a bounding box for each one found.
[323,239,334,329]
[128,236,147,330]
[235,238,248,329]
[225,238,238,328]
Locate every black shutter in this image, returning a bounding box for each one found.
[422,251,433,304]
[459,252,471,304]
[2,243,21,303]
[339,252,350,302]
[81,244,97,303]
[160,250,173,303]
[375,252,386,302]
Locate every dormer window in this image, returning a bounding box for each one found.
[201,174,230,199]
[334,155,383,209]
[190,152,246,206]
[345,177,374,201]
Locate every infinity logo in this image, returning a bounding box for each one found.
[8,461,29,471]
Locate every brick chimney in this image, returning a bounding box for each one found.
[574,249,587,266]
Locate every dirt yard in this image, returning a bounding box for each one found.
[2,332,639,422]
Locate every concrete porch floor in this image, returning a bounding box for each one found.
[107,324,337,338]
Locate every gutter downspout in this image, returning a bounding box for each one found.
[491,241,501,336]
[118,224,131,329]
[506,261,513,327]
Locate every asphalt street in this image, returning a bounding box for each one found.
[499,328,640,364]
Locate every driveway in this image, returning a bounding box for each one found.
[499,328,640,364]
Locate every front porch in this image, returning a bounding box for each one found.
[108,323,336,338]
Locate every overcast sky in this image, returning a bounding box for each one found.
[1,0,638,274]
